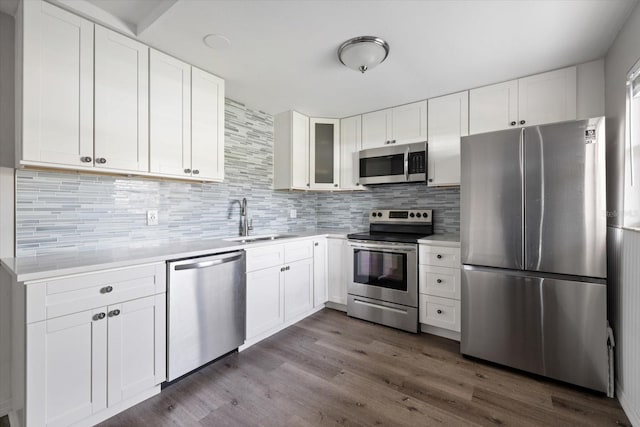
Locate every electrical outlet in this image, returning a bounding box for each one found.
[147,209,159,226]
[290,209,297,219]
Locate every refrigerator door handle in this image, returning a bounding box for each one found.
[519,128,526,270]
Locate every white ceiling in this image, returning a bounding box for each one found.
[8,0,640,117]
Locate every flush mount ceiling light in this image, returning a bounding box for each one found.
[338,36,390,74]
[203,34,231,51]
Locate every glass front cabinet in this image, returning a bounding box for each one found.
[309,118,340,189]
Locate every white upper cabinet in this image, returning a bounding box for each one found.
[469,66,577,135]
[517,67,577,127]
[149,50,191,178]
[21,1,94,167]
[362,100,427,149]
[309,118,340,190]
[94,26,149,173]
[274,110,310,190]
[191,67,225,181]
[340,115,363,190]
[469,80,518,135]
[361,109,392,150]
[427,91,469,187]
[392,100,428,144]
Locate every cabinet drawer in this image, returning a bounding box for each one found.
[419,265,461,300]
[26,263,166,323]
[419,245,460,268]
[284,240,314,263]
[419,295,461,332]
[246,244,285,272]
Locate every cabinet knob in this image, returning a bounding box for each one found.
[314,242,319,246]
[96,157,107,164]
[436,279,442,284]
[80,156,92,163]
[93,312,106,321]
[306,183,310,187]
[519,120,526,125]
[109,309,121,317]
[356,183,360,186]
[286,266,290,271]
[334,184,338,187]
[193,169,200,175]
[436,254,442,259]
[281,267,285,272]
[184,168,191,174]
[428,179,433,182]
[101,285,113,294]
[392,140,396,144]
[437,309,443,314]
[385,141,389,144]
[510,121,517,126]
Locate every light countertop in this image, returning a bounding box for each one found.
[1,228,357,283]
[417,233,460,246]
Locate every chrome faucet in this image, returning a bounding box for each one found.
[240,198,253,236]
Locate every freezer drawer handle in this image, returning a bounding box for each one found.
[174,254,243,271]
[353,298,408,314]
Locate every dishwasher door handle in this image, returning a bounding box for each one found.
[174,253,243,271]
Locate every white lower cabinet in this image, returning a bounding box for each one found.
[244,238,326,348]
[17,263,167,427]
[418,240,461,340]
[313,238,328,307]
[327,237,349,306]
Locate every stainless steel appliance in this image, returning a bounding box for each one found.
[359,142,427,185]
[347,209,433,332]
[167,251,246,381]
[460,117,608,393]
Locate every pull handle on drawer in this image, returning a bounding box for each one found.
[437,309,443,314]
[436,279,442,283]
[100,285,114,294]
[436,254,443,259]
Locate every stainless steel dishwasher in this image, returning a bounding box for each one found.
[167,251,246,381]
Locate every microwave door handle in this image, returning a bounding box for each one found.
[404,147,410,181]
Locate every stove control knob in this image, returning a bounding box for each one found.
[416,213,421,218]
[423,212,429,218]
[377,212,382,217]
[409,213,415,218]
[371,212,376,217]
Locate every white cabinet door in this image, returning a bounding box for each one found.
[327,238,349,305]
[392,100,428,145]
[362,108,392,149]
[284,258,314,321]
[27,308,107,427]
[94,26,149,173]
[22,1,94,167]
[313,238,328,307]
[291,111,310,189]
[246,266,284,340]
[149,50,191,178]
[518,67,576,127]
[191,67,225,181]
[309,118,340,190]
[427,91,468,187]
[469,80,518,135]
[107,295,166,407]
[340,115,363,190]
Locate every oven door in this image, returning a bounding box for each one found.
[347,240,418,307]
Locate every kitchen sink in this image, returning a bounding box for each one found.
[223,234,297,244]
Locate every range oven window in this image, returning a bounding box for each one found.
[353,249,407,291]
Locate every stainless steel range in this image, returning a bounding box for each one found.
[347,209,433,333]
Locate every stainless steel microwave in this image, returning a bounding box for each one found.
[358,142,427,185]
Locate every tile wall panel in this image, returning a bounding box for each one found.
[15,99,461,256]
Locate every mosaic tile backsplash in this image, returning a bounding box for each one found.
[15,99,460,257]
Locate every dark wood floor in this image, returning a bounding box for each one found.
[99,309,631,426]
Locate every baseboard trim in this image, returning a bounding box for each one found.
[325,301,346,312]
[420,324,461,342]
[617,384,640,426]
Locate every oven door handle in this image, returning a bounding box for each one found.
[349,243,417,253]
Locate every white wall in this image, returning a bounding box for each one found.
[605,1,640,425]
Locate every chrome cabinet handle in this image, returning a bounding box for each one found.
[93,312,106,321]
[100,285,113,294]
[109,309,121,317]
[81,156,92,163]
[193,169,200,175]
[184,168,191,174]
[96,158,107,164]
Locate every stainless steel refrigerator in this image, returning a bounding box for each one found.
[460,117,608,393]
